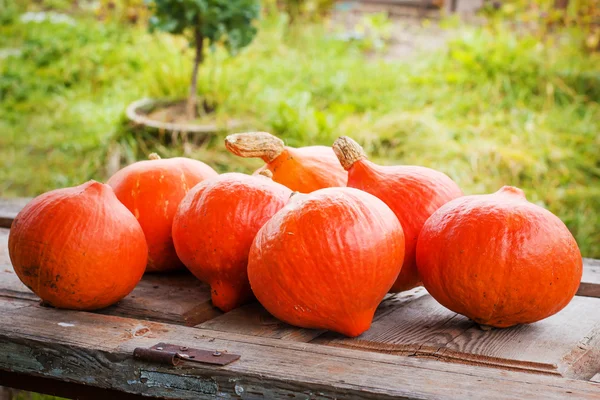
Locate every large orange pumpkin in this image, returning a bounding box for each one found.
[224,132,347,193]
[333,136,462,292]
[107,153,218,272]
[172,173,292,312]
[416,186,583,328]
[248,187,405,337]
[8,181,148,310]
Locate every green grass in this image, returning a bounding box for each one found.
[1,7,599,257]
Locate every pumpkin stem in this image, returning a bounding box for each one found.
[332,136,367,171]
[257,169,274,179]
[497,186,526,199]
[225,132,285,164]
[148,153,161,160]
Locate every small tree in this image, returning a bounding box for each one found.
[147,0,261,119]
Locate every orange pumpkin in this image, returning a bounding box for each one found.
[333,136,462,292]
[8,181,147,310]
[224,132,347,193]
[416,186,583,328]
[172,173,292,312]
[107,153,218,272]
[248,187,405,337]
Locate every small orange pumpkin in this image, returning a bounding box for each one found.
[107,153,218,272]
[8,181,148,310]
[248,187,405,337]
[333,136,462,292]
[172,172,292,312]
[416,186,583,328]
[225,132,347,193]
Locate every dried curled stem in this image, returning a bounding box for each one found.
[225,132,285,164]
[332,136,367,171]
[148,153,161,160]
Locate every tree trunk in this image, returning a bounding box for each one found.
[187,28,204,121]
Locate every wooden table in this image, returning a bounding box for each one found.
[1,199,599,399]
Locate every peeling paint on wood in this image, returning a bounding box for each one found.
[139,370,218,394]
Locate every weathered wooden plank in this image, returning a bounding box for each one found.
[314,293,600,379]
[197,302,325,342]
[0,228,39,302]
[1,298,599,400]
[579,259,600,298]
[197,287,428,342]
[312,292,471,349]
[97,273,222,326]
[0,228,221,326]
[559,324,600,380]
[0,198,30,228]
[1,371,145,400]
[439,296,600,379]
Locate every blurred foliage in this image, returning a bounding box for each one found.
[97,0,150,25]
[482,0,600,51]
[0,0,25,23]
[1,3,599,259]
[347,12,393,53]
[277,0,337,21]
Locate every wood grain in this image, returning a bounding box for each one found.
[440,296,600,379]
[558,324,600,380]
[0,228,221,326]
[0,228,38,301]
[1,298,599,400]
[312,292,472,351]
[578,259,600,298]
[198,287,428,342]
[315,292,600,379]
[98,273,222,326]
[312,288,464,348]
[0,198,30,228]
[197,302,325,342]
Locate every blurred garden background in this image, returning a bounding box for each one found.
[1,0,599,260]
